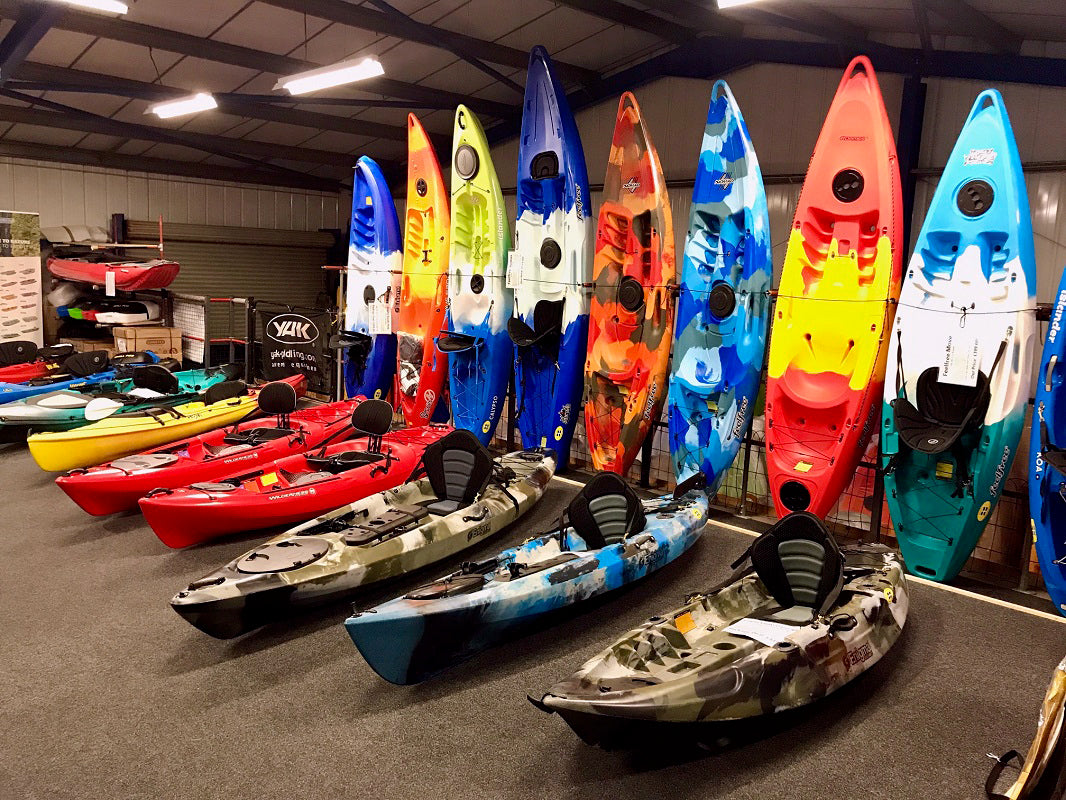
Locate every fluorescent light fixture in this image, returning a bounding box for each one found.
[149,93,218,119]
[275,57,384,95]
[58,0,129,13]
[716,0,764,7]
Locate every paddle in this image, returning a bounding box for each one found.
[84,396,125,421]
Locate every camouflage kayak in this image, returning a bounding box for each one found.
[346,473,708,684]
[532,512,908,747]
[171,435,556,638]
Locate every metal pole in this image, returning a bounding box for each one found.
[245,297,255,384]
[738,429,753,517]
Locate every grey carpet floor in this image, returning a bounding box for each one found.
[1,442,1064,800]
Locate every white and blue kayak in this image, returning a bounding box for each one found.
[507,45,592,470]
[668,80,771,492]
[0,350,160,405]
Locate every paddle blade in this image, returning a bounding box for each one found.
[84,397,124,421]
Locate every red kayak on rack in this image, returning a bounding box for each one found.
[138,399,451,548]
[0,342,75,384]
[47,257,180,290]
[56,386,363,516]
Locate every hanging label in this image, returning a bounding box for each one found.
[723,618,799,647]
[104,270,116,297]
[940,333,981,387]
[506,251,525,289]
[369,300,391,335]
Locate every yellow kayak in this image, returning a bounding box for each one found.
[28,376,305,472]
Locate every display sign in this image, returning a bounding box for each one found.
[262,310,328,382]
[0,210,42,347]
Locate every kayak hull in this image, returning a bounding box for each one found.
[47,257,180,290]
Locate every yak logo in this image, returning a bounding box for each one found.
[268,314,319,344]
[622,178,640,193]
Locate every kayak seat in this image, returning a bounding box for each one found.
[204,380,247,405]
[202,442,254,457]
[39,343,75,363]
[0,340,37,366]
[278,468,332,487]
[892,365,991,455]
[508,300,564,351]
[64,350,110,378]
[1044,446,1066,475]
[112,351,157,367]
[257,380,299,430]
[746,511,844,624]
[421,429,493,516]
[305,450,384,474]
[349,398,393,454]
[566,472,646,550]
[436,331,483,354]
[133,365,180,395]
[222,427,292,446]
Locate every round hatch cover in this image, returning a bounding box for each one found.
[957,179,994,218]
[470,274,485,294]
[540,238,562,269]
[455,144,479,180]
[708,283,737,319]
[618,276,645,312]
[363,285,377,305]
[416,178,428,197]
[530,151,559,179]
[832,169,864,203]
[780,480,811,512]
[236,537,330,574]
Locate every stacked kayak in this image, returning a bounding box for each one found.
[140,400,448,547]
[438,105,513,445]
[509,46,592,470]
[765,56,902,517]
[48,256,180,290]
[668,79,772,490]
[0,350,160,405]
[532,512,908,748]
[347,472,708,685]
[884,90,1036,582]
[0,342,75,384]
[57,297,160,325]
[171,430,555,638]
[396,114,449,425]
[57,389,361,516]
[0,363,237,435]
[27,374,305,472]
[585,92,675,475]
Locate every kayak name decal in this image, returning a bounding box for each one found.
[963,148,997,166]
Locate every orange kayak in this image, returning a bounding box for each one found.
[764,56,903,517]
[584,92,675,476]
[396,114,450,425]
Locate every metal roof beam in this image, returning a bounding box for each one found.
[919,0,1022,54]
[912,0,934,53]
[548,0,706,44]
[729,1,869,45]
[0,2,63,85]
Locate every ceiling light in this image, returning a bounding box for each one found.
[56,0,129,13]
[274,57,384,96]
[149,93,218,119]
[716,0,764,7]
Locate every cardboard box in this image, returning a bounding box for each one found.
[112,326,182,363]
[59,336,117,359]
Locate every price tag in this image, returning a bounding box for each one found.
[723,618,799,647]
[369,300,391,335]
[104,270,116,297]
[940,333,981,387]
[506,251,525,289]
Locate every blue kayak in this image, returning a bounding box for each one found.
[668,79,771,492]
[1031,267,1066,617]
[345,472,708,684]
[508,46,592,471]
[0,350,159,405]
[342,156,402,400]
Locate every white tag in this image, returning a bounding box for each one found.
[104,270,116,297]
[940,333,981,387]
[369,300,391,335]
[723,618,799,647]
[506,251,524,289]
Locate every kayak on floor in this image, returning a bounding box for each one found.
[0,349,161,405]
[140,400,448,548]
[56,386,360,516]
[531,512,908,748]
[0,341,75,384]
[883,89,1036,582]
[170,430,556,638]
[346,471,708,685]
[27,375,305,472]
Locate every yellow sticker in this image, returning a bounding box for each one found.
[482,420,491,434]
[794,461,813,473]
[674,612,696,634]
[261,472,278,487]
[539,436,547,447]
[373,389,382,399]
[977,501,991,521]
[554,426,564,441]
[935,461,953,480]
[883,587,895,603]
[692,508,703,519]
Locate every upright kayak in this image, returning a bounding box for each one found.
[508,45,592,471]
[584,91,675,476]
[56,390,358,516]
[0,342,74,383]
[347,473,707,685]
[139,402,449,547]
[171,434,556,638]
[0,350,160,405]
[27,375,305,472]
[396,114,449,425]
[437,105,512,445]
[47,256,179,290]
[0,364,237,434]
[765,55,902,518]
[668,80,772,491]
[884,90,1035,582]
[1032,269,1066,617]
[342,156,401,400]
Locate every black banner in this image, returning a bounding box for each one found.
[261,311,328,383]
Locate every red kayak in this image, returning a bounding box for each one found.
[47,257,180,290]
[139,400,451,548]
[0,343,75,384]
[56,385,361,516]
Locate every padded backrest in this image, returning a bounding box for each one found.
[132,364,179,394]
[112,351,157,366]
[64,350,109,377]
[422,429,493,504]
[566,472,646,549]
[39,343,74,362]
[351,398,393,437]
[257,381,298,415]
[916,366,990,426]
[204,380,247,405]
[0,340,37,366]
[749,511,844,615]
